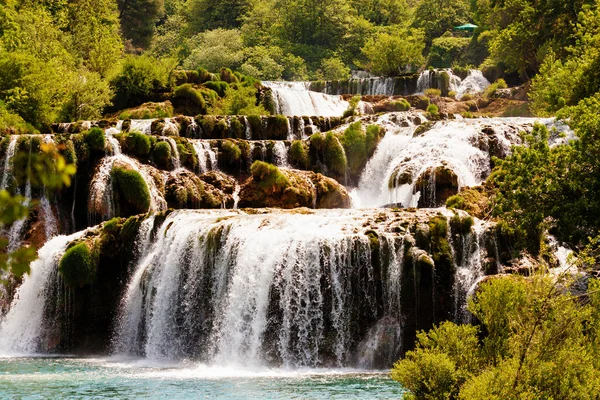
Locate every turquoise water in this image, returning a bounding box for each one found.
[0,357,405,399]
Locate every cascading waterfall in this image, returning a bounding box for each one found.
[129,119,153,134]
[0,136,18,190]
[88,154,167,222]
[272,142,289,168]
[164,137,181,170]
[191,140,218,173]
[352,115,559,208]
[0,231,85,355]
[263,81,349,117]
[105,121,123,155]
[416,69,490,99]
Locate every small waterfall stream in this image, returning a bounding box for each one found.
[263,81,349,117]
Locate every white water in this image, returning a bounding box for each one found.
[164,137,181,170]
[417,69,490,99]
[263,82,349,117]
[0,231,85,355]
[272,142,289,168]
[105,121,123,155]
[0,136,18,190]
[88,154,167,221]
[352,115,561,208]
[130,120,153,134]
[191,140,218,173]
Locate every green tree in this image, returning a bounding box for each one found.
[360,27,425,75]
[412,0,471,45]
[186,0,251,33]
[118,0,164,49]
[183,29,245,71]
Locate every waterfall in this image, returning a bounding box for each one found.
[352,116,558,208]
[130,120,153,134]
[164,137,181,170]
[8,142,33,251]
[1,136,18,190]
[105,121,123,155]
[191,140,218,173]
[0,231,85,355]
[262,82,349,117]
[88,154,167,222]
[416,69,490,99]
[272,142,289,168]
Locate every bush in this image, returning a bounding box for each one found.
[250,160,289,190]
[341,122,366,176]
[219,68,239,84]
[318,57,350,81]
[153,141,172,169]
[221,139,241,164]
[484,78,508,98]
[343,95,361,118]
[325,132,347,176]
[110,55,175,111]
[427,103,439,116]
[111,166,151,214]
[173,84,206,116]
[59,242,95,288]
[125,131,151,157]
[391,98,411,111]
[204,81,229,97]
[85,127,106,152]
[290,140,310,169]
[425,88,441,98]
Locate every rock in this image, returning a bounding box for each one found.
[238,165,350,209]
[166,169,232,209]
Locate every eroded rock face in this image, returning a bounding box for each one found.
[166,170,235,209]
[238,168,351,209]
[414,166,460,208]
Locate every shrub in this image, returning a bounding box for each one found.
[365,125,382,155]
[221,139,241,164]
[125,131,151,157]
[290,140,310,169]
[219,68,239,84]
[250,160,289,190]
[341,122,366,176]
[59,242,95,288]
[111,166,151,214]
[391,98,411,111]
[484,78,508,98]
[325,132,347,176]
[204,81,229,97]
[173,84,206,115]
[153,141,172,169]
[427,103,439,116]
[85,127,106,152]
[343,95,361,118]
[425,88,441,98]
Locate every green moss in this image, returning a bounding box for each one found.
[204,81,229,97]
[71,134,89,164]
[230,117,244,138]
[428,216,453,265]
[219,68,239,84]
[340,122,366,176]
[366,125,382,156]
[173,84,206,116]
[290,140,310,169]
[450,212,474,235]
[310,132,325,150]
[221,139,241,164]
[325,131,347,176]
[390,98,411,111]
[267,115,289,140]
[61,139,77,166]
[85,127,106,152]
[59,242,96,288]
[177,141,198,171]
[125,131,151,157]
[427,103,439,117]
[153,141,172,169]
[250,160,289,190]
[111,166,151,214]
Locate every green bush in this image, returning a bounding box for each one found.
[153,141,172,169]
[173,84,206,115]
[365,125,382,155]
[340,122,366,176]
[325,131,347,176]
[204,81,229,97]
[250,160,289,190]
[428,36,471,68]
[59,242,95,288]
[343,95,361,118]
[484,78,508,98]
[85,127,106,152]
[427,103,439,116]
[425,88,441,98]
[390,98,411,111]
[290,140,310,169]
[219,68,239,83]
[221,139,241,164]
[125,131,151,157]
[111,166,151,214]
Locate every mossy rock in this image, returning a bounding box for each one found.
[446,186,492,219]
[220,139,241,165]
[153,141,172,169]
[312,172,351,208]
[111,165,151,215]
[449,212,474,235]
[173,84,206,116]
[414,166,459,208]
[165,170,206,209]
[124,131,151,158]
[290,140,310,169]
[59,242,96,288]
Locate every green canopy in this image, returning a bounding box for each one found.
[454,23,478,31]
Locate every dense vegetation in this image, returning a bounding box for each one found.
[2,0,600,130]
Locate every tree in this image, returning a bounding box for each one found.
[360,28,425,76]
[183,29,245,71]
[118,0,164,50]
[185,0,251,33]
[412,0,471,45]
